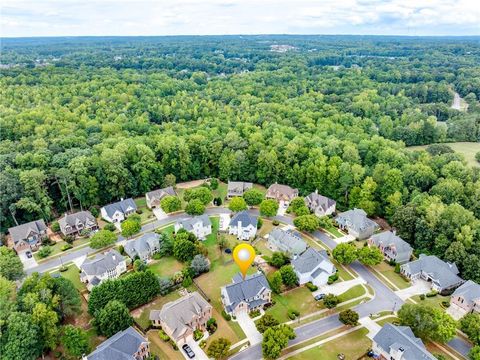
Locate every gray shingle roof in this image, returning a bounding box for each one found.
[86,326,147,360]
[370,231,412,263]
[227,181,253,195]
[229,211,257,228]
[152,292,211,339]
[401,254,463,290]
[58,210,96,233]
[335,208,377,232]
[124,232,159,259]
[223,272,270,312]
[266,183,298,201]
[102,198,137,218]
[268,228,307,256]
[291,247,333,274]
[373,323,436,360]
[305,191,336,213]
[8,219,47,245]
[146,186,176,202]
[452,280,480,306]
[80,249,124,277]
[177,214,211,231]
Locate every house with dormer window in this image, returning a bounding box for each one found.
[368,230,412,264]
[59,210,98,236]
[100,198,137,223]
[8,219,47,253]
[80,249,126,291]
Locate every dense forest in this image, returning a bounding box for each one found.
[1,35,480,282]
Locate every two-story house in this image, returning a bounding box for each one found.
[400,254,464,295]
[268,228,307,258]
[150,292,212,345]
[368,230,412,264]
[304,190,336,217]
[265,183,299,206]
[8,219,47,253]
[100,198,137,223]
[58,210,98,237]
[84,326,150,360]
[372,323,436,360]
[228,211,258,241]
[227,181,253,199]
[145,186,177,209]
[80,249,127,291]
[335,208,378,240]
[450,280,480,317]
[124,232,160,262]
[221,272,272,316]
[174,215,212,240]
[292,247,336,287]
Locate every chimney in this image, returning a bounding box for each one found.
[120,197,124,201]
[315,189,318,194]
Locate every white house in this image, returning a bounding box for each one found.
[174,215,212,240]
[100,198,137,223]
[291,247,336,287]
[228,211,258,241]
[80,249,127,291]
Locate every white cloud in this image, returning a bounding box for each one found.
[1,0,479,37]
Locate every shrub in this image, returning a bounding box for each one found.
[272,220,280,226]
[61,244,73,251]
[89,207,99,218]
[442,301,451,308]
[193,329,204,341]
[207,318,217,334]
[214,197,223,206]
[249,309,261,318]
[118,245,125,255]
[394,263,401,273]
[59,265,68,272]
[419,294,426,300]
[51,221,60,232]
[339,309,359,326]
[388,259,396,266]
[38,246,52,258]
[323,294,340,309]
[209,178,219,190]
[103,223,117,231]
[287,309,300,320]
[257,218,263,229]
[305,282,318,292]
[199,339,207,348]
[327,273,339,285]
[64,234,75,244]
[152,252,162,260]
[158,329,170,341]
[426,290,438,297]
[221,310,231,321]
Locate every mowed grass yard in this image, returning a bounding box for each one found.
[372,261,411,290]
[134,197,155,223]
[266,287,323,323]
[408,142,480,167]
[148,257,184,278]
[52,264,86,292]
[409,294,450,310]
[290,328,371,360]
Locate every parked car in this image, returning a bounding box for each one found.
[314,293,326,301]
[182,344,195,358]
[26,251,32,258]
[225,248,232,254]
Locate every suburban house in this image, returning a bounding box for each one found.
[335,208,378,240]
[265,183,299,205]
[145,186,177,209]
[84,326,150,360]
[80,249,127,291]
[124,232,160,262]
[304,190,336,217]
[175,214,212,240]
[368,230,413,264]
[58,210,98,237]
[372,323,436,360]
[228,211,258,240]
[8,219,47,253]
[267,228,307,258]
[227,181,253,199]
[292,247,336,287]
[100,198,137,223]
[221,272,272,315]
[451,280,480,315]
[400,254,464,294]
[150,292,212,345]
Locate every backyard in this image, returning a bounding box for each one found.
[52,264,85,292]
[134,197,155,223]
[148,256,184,278]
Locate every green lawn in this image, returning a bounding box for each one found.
[265,287,323,323]
[255,239,274,257]
[290,328,371,360]
[52,264,85,292]
[148,257,184,278]
[372,261,411,290]
[322,225,344,238]
[35,237,91,261]
[407,142,480,167]
[337,285,366,303]
[134,197,155,223]
[410,294,450,310]
[160,224,175,237]
[148,330,183,360]
[375,316,398,326]
[213,181,228,201]
[134,291,183,329]
[258,220,274,237]
[333,260,355,281]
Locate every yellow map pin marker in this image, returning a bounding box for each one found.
[233,243,256,279]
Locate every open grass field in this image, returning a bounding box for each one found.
[148,256,184,278]
[409,294,450,310]
[337,284,367,302]
[373,261,411,290]
[290,328,371,360]
[52,264,86,291]
[408,142,480,167]
[266,287,323,323]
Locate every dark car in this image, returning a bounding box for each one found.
[314,293,326,301]
[225,248,232,254]
[182,344,195,358]
[26,251,32,258]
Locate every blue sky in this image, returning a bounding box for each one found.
[1,0,479,37]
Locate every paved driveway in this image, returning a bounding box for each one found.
[236,312,263,345]
[334,234,355,244]
[359,316,382,339]
[314,277,366,297]
[153,207,168,220]
[394,279,431,301]
[19,251,38,270]
[183,340,209,360]
[277,201,288,216]
[219,213,230,231]
[446,303,467,320]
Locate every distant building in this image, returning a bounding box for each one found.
[84,326,149,360]
[58,211,98,236]
[304,190,336,217]
[368,231,412,264]
[372,323,436,360]
[292,247,336,287]
[227,181,253,199]
[268,228,307,258]
[145,186,177,209]
[451,280,480,315]
[124,232,160,262]
[228,211,258,240]
[335,208,378,240]
[175,215,212,240]
[80,249,126,291]
[221,272,272,315]
[150,292,212,345]
[8,220,47,253]
[265,183,299,205]
[401,254,464,295]
[100,198,137,223]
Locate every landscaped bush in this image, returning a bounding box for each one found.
[327,273,339,285]
[339,309,359,326]
[388,259,396,266]
[90,207,99,218]
[152,252,162,260]
[209,178,219,190]
[103,223,117,231]
[193,329,204,341]
[59,265,68,272]
[419,294,426,300]
[207,318,217,334]
[257,218,263,229]
[426,290,438,297]
[287,309,300,320]
[38,246,52,258]
[323,294,340,309]
[61,244,73,251]
[249,309,261,318]
[305,282,318,292]
[272,220,280,226]
[136,209,143,214]
[442,301,451,308]
[51,221,60,233]
[199,339,207,348]
[394,263,401,273]
[64,235,75,244]
[221,310,231,321]
[170,339,178,350]
[158,329,170,341]
[214,197,222,206]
